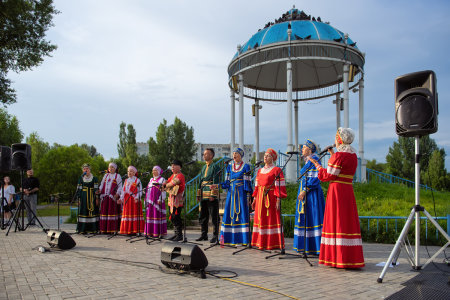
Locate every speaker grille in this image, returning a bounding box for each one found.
[397,94,433,130]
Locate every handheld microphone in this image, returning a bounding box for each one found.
[99,170,108,174]
[184,160,196,166]
[224,158,233,164]
[286,151,299,155]
[319,144,336,155]
[82,172,87,177]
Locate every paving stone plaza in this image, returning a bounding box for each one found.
[1,217,448,299]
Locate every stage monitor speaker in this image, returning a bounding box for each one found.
[161,241,208,271]
[395,70,438,137]
[11,143,32,171]
[47,230,76,250]
[0,146,12,172]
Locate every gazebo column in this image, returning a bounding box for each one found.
[238,73,245,159]
[285,60,296,182]
[255,99,260,161]
[359,77,366,182]
[335,94,341,130]
[343,63,350,128]
[294,101,299,151]
[230,89,236,153]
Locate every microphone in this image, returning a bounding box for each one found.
[319,144,336,155]
[141,171,150,176]
[99,170,108,174]
[121,174,128,180]
[255,160,263,167]
[82,172,87,177]
[184,160,196,166]
[224,158,233,164]
[286,151,299,155]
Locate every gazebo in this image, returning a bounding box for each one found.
[227,7,366,182]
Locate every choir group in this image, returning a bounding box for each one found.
[75,127,364,269]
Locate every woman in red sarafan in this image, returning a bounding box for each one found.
[309,127,365,268]
[251,148,287,250]
[119,166,144,235]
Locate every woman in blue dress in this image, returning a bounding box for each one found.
[219,148,253,246]
[294,140,326,255]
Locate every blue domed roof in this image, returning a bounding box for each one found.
[234,9,357,58]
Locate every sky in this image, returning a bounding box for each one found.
[7,0,450,168]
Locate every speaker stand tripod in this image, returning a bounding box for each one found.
[377,136,450,283]
[6,170,48,236]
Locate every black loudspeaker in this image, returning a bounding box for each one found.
[0,146,12,172]
[47,230,76,250]
[161,241,208,271]
[11,143,32,171]
[395,70,438,137]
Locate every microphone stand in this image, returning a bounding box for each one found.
[105,174,122,240]
[231,162,263,255]
[125,179,145,242]
[264,153,299,259]
[1,181,6,230]
[204,162,237,251]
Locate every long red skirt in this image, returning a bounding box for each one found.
[120,194,144,235]
[319,182,365,268]
[99,196,121,234]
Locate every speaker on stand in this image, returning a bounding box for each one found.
[395,70,438,137]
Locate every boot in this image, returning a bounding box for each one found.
[173,226,183,242]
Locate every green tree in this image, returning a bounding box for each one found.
[36,144,107,202]
[79,143,99,157]
[117,122,138,167]
[148,117,199,178]
[385,136,438,180]
[0,107,23,146]
[25,131,50,168]
[366,159,386,172]
[0,0,59,105]
[422,149,448,191]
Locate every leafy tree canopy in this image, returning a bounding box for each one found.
[0,0,58,105]
[0,107,23,145]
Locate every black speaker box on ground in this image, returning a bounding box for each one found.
[47,230,76,250]
[11,143,32,171]
[395,70,438,137]
[0,146,11,172]
[161,241,208,271]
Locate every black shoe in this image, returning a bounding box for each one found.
[195,235,208,241]
[173,235,183,242]
[168,234,177,240]
[210,236,218,244]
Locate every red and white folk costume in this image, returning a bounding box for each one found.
[98,171,122,234]
[316,128,365,268]
[119,173,144,235]
[251,149,287,250]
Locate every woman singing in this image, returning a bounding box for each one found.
[294,140,325,255]
[98,163,122,234]
[76,164,99,234]
[220,148,253,246]
[144,166,167,238]
[251,148,287,250]
[119,166,144,235]
[309,127,365,268]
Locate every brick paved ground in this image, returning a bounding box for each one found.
[0,217,448,299]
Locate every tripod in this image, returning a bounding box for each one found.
[232,162,267,255]
[204,163,237,251]
[377,136,450,283]
[6,170,47,236]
